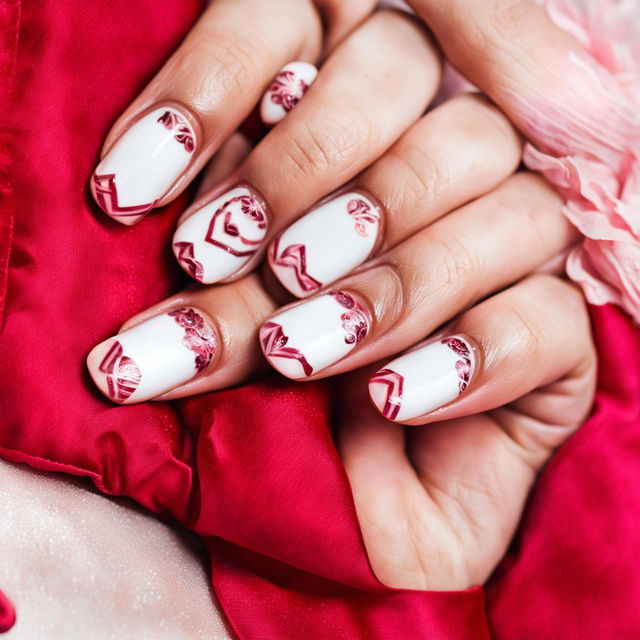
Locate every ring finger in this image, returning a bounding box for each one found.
[171,10,442,284]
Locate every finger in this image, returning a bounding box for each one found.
[312,0,376,51]
[406,0,596,145]
[172,11,441,284]
[369,274,596,425]
[259,173,578,380]
[86,274,276,404]
[340,277,595,590]
[90,0,322,225]
[268,93,522,297]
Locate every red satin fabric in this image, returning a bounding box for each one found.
[1,1,639,638]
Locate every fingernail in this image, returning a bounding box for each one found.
[260,62,318,126]
[369,336,475,421]
[91,106,197,225]
[269,192,381,297]
[172,185,269,283]
[87,307,217,404]
[260,290,371,379]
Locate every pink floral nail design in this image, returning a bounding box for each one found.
[157,111,195,153]
[441,337,472,393]
[269,70,309,112]
[330,290,369,345]
[347,198,380,237]
[168,307,216,373]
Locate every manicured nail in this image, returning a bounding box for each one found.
[369,337,475,421]
[87,307,216,404]
[172,185,268,283]
[91,106,197,225]
[260,290,370,379]
[260,61,318,125]
[269,192,381,297]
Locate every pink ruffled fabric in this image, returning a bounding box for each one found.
[523,0,640,322]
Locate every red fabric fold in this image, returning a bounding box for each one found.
[1,1,639,638]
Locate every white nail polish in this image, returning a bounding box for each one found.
[260,61,318,125]
[172,185,269,283]
[269,192,381,298]
[260,290,370,379]
[369,336,475,421]
[91,106,197,225]
[87,308,216,404]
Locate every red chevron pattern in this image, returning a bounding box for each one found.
[98,341,141,403]
[260,321,313,377]
[369,368,404,420]
[173,241,204,282]
[92,173,157,220]
[270,236,322,293]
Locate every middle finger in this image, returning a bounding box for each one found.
[172,10,441,284]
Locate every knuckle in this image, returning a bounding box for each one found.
[383,145,449,217]
[283,104,379,179]
[192,33,262,105]
[430,233,481,295]
[446,93,521,154]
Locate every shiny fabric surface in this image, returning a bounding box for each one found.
[0,1,638,638]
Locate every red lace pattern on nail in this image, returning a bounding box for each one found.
[269,70,309,112]
[260,321,314,377]
[157,110,195,153]
[330,290,369,345]
[205,195,267,258]
[270,236,322,294]
[369,368,404,420]
[347,198,379,237]
[92,173,158,219]
[441,337,472,393]
[174,241,204,282]
[98,341,142,402]
[168,307,216,374]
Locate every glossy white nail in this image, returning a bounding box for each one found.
[369,336,475,421]
[172,185,269,283]
[269,192,381,298]
[87,308,216,404]
[91,106,197,225]
[260,61,318,125]
[260,290,370,379]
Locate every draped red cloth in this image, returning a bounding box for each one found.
[1,1,639,637]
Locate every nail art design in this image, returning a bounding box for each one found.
[269,192,381,298]
[173,241,205,282]
[259,290,370,379]
[369,336,475,421]
[173,186,268,283]
[98,341,142,403]
[91,106,197,225]
[88,307,216,404]
[260,62,318,125]
[441,337,472,393]
[368,369,404,420]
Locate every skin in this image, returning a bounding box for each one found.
[90,1,597,591]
